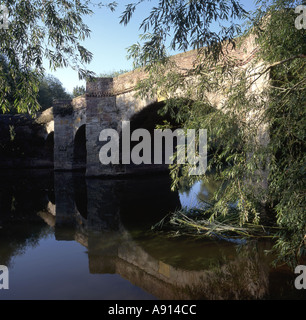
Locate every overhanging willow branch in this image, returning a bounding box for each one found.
[247,54,306,88]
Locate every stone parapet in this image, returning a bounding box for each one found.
[86,77,114,97]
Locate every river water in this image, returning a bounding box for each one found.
[0,169,304,300]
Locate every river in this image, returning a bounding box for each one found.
[0,169,303,300]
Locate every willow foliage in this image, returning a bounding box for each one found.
[122,0,305,267]
[0,0,116,114]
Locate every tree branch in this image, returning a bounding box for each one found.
[248,54,306,88]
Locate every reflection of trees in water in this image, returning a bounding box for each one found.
[188,244,270,300]
[0,170,54,267]
[0,224,52,268]
[178,174,222,208]
[0,170,303,300]
[197,176,222,204]
[177,177,194,195]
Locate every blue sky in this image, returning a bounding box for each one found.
[45,0,257,94]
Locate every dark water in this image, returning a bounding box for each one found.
[0,169,304,300]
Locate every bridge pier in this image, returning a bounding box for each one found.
[53,97,86,171]
[85,78,120,176]
[84,76,155,177]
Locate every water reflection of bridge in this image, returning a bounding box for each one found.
[36,172,271,300]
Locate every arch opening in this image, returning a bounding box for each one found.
[120,101,181,171]
[73,124,87,170]
[45,131,54,162]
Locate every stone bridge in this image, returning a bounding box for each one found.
[52,33,267,177]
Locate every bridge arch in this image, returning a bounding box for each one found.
[45,131,54,162]
[73,124,87,169]
[118,100,183,174]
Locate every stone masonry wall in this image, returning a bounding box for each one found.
[53,97,86,170]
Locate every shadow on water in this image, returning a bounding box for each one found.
[0,169,304,300]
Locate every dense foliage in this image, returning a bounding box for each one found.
[0,0,116,114]
[0,56,72,113]
[122,0,306,267]
[72,85,86,98]
[37,75,72,111]
[253,1,306,267]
